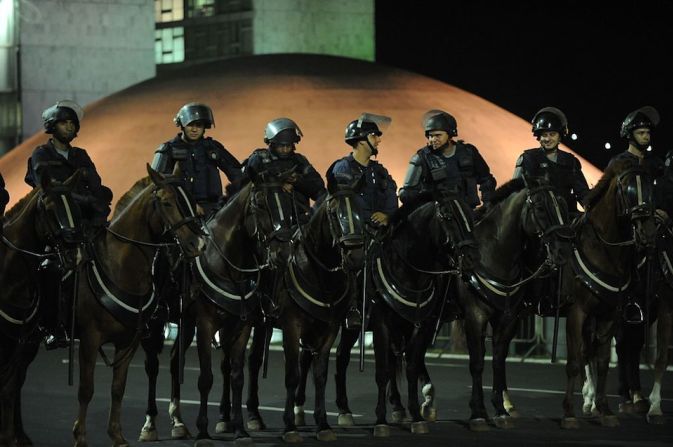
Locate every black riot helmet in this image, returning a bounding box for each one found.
[422,109,457,137]
[620,106,659,139]
[174,103,215,128]
[264,118,303,157]
[345,113,390,144]
[531,107,568,137]
[42,100,84,135]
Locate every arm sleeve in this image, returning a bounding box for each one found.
[571,157,590,204]
[472,148,496,202]
[214,143,244,184]
[150,144,174,174]
[398,154,424,204]
[383,173,399,215]
[513,154,524,179]
[296,159,327,201]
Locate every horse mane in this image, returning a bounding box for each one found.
[473,178,526,221]
[2,189,39,224]
[113,176,152,219]
[390,191,434,226]
[583,158,631,210]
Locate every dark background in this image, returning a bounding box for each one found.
[375,0,672,169]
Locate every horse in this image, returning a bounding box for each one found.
[71,165,206,447]
[562,160,657,429]
[137,179,297,444]
[0,171,86,447]
[450,177,573,431]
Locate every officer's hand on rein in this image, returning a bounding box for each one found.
[371,212,389,226]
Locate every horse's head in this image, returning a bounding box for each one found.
[246,181,296,268]
[147,165,207,258]
[520,177,574,267]
[433,193,480,272]
[614,167,657,252]
[322,186,365,271]
[35,170,87,269]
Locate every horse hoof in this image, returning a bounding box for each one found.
[215,421,233,434]
[337,413,354,426]
[410,421,429,434]
[138,427,158,442]
[194,440,215,447]
[234,436,254,446]
[373,424,390,437]
[469,418,489,432]
[282,431,303,443]
[391,410,409,424]
[316,429,336,441]
[633,400,650,414]
[493,415,513,429]
[246,419,265,431]
[561,417,579,429]
[171,423,192,439]
[600,415,619,427]
[618,401,634,414]
[421,403,437,422]
[647,413,665,425]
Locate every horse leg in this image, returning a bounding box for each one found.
[490,315,518,428]
[13,345,38,447]
[615,319,645,414]
[388,350,408,424]
[372,315,392,437]
[293,348,313,427]
[281,326,302,443]
[0,369,17,447]
[138,328,165,442]
[229,323,253,442]
[406,325,430,434]
[581,363,597,416]
[245,323,267,431]
[593,319,619,427]
[168,320,195,439]
[648,297,671,424]
[417,330,436,423]
[107,341,139,447]
[463,304,490,431]
[195,319,216,441]
[335,326,359,426]
[215,333,232,434]
[561,304,586,429]
[73,330,101,447]
[312,331,338,441]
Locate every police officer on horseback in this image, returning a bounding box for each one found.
[151,103,243,216]
[399,109,496,209]
[608,106,663,178]
[513,106,589,218]
[245,117,326,213]
[327,114,398,327]
[25,100,113,349]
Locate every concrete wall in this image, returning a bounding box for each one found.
[252,0,374,61]
[19,0,155,137]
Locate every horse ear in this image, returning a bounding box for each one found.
[64,168,83,188]
[147,163,164,186]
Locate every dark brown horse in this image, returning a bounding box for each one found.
[561,160,657,429]
[72,166,205,447]
[0,172,85,447]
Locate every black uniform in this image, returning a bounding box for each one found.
[399,141,496,208]
[25,139,112,224]
[328,154,398,223]
[515,148,589,216]
[245,148,326,206]
[0,172,8,216]
[151,134,243,213]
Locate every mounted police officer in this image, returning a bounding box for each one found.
[25,100,112,228]
[0,171,8,217]
[245,117,326,212]
[513,106,589,218]
[25,99,113,349]
[399,109,496,210]
[327,114,398,327]
[151,102,243,216]
[607,106,663,178]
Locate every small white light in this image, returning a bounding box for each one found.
[571,133,578,140]
[605,142,611,150]
[647,146,652,152]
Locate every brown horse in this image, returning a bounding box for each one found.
[561,160,657,429]
[72,165,205,447]
[0,172,85,447]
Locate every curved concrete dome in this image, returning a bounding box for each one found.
[0,54,601,207]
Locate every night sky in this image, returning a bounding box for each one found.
[375,0,672,170]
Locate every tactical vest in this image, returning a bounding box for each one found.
[165,137,224,203]
[418,141,480,207]
[521,148,578,211]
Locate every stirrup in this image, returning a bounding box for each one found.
[623,301,644,324]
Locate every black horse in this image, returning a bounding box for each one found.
[0,171,85,447]
[562,161,657,429]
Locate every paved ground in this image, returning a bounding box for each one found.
[18,344,673,446]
